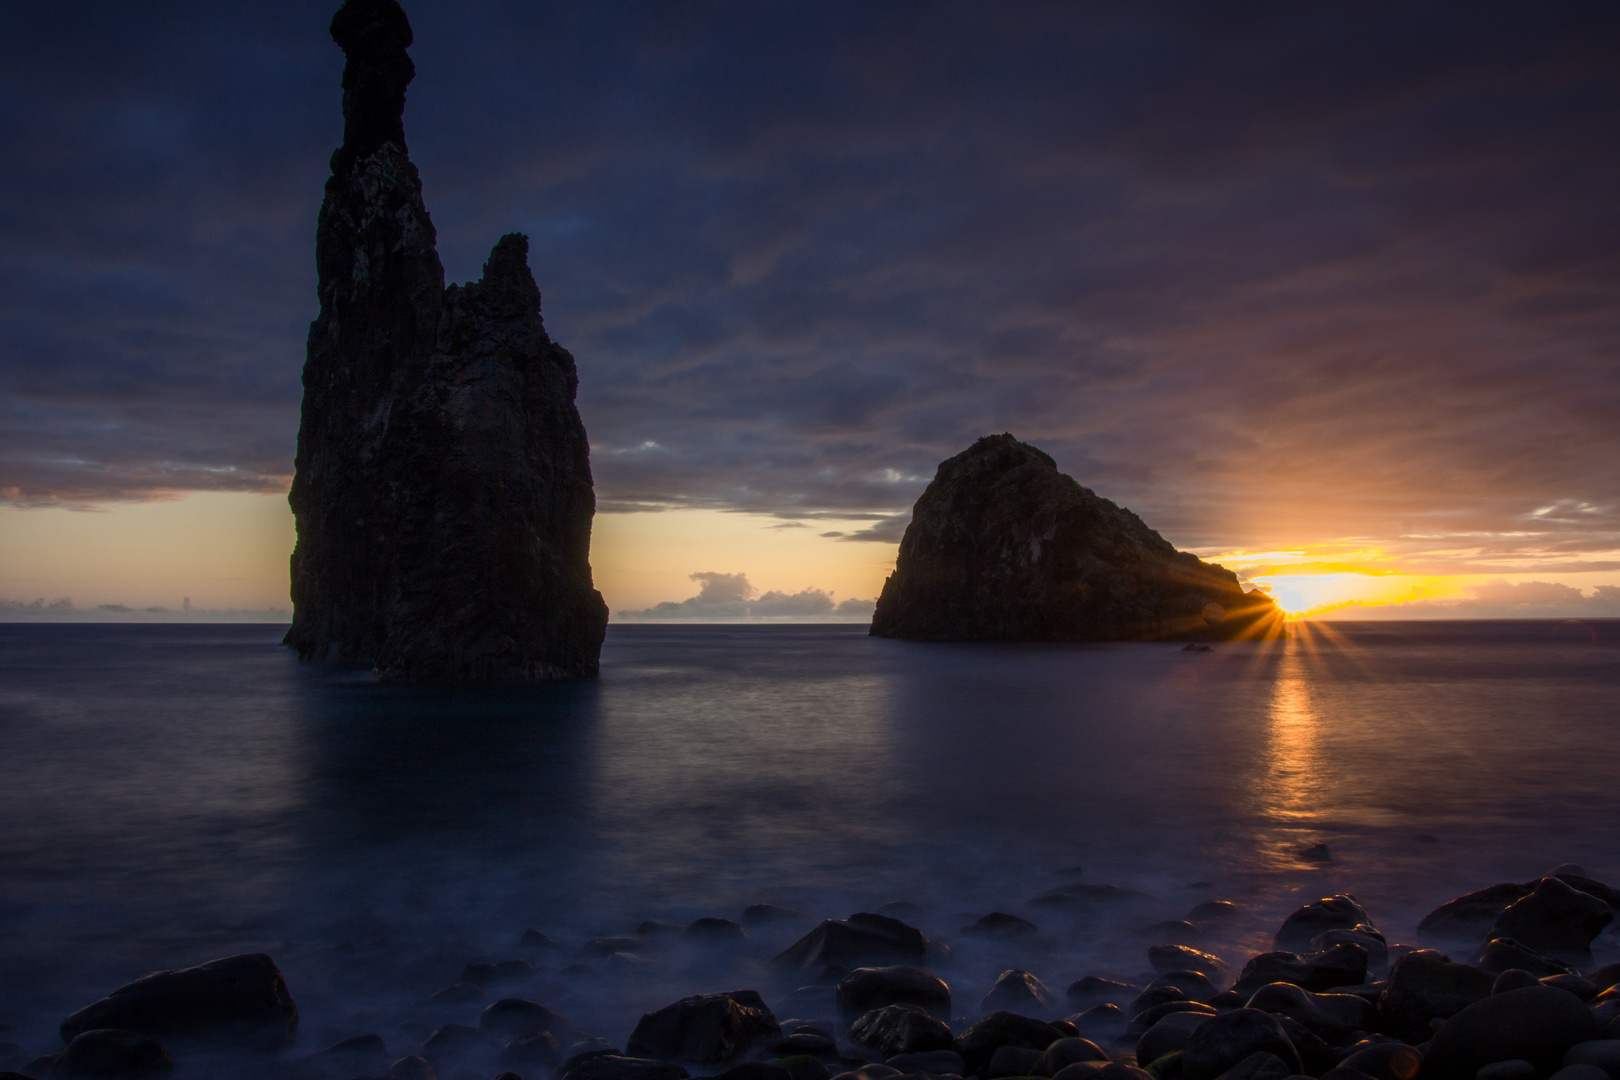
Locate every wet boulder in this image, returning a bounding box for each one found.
[480,998,573,1041]
[1149,972,1221,1003]
[52,1030,173,1079]
[1312,928,1390,976]
[1126,1003,1216,1041]
[888,1049,966,1074]
[983,970,1057,1015]
[963,913,1040,939]
[418,1024,498,1073]
[299,1034,391,1080]
[1232,945,1368,994]
[1333,1042,1423,1080]
[1069,1003,1126,1039]
[1563,1040,1620,1078]
[1242,983,1375,1042]
[387,1055,436,1080]
[1137,1012,1214,1066]
[1475,938,1578,978]
[1210,1051,1293,1080]
[560,1054,692,1080]
[1179,1011,1302,1080]
[500,1029,561,1075]
[1377,952,1495,1043]
[988,1046,1045,1078]
[837,968,952,1020]
[1150,948,1226,979]
[1486,879,1612,963]
[774,915,929,973]
[59,953,297,1051]
[1418,884,1535,944]
[955,1012,1066,1075]
[1423,985,1599,1080]
[1034,1038,1108,1076]
[627,990,781,1064]
[1275,897,1374,953]
[1068,978,1138,1005]
[685,918,750,943]
[848,1005,955,1058]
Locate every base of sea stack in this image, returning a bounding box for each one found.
[870,434,1286,643]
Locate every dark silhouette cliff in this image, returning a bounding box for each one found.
[285,0,607,681]
[870,435,1284,642]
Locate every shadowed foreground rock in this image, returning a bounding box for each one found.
[870,435,1283,642]
[284,0,607,682]
[59,953,296,1051]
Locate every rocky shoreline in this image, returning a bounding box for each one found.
[7,866,1620,1080]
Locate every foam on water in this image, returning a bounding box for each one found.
[0,620,1617,1071]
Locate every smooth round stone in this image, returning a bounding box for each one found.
[1564,1041,1620,1078]
[1475,1062,1534,1080]
[1426,986,1599,1080]
[1137,1012,1214,1066]
[1179,1011,1302,1080]
[1548,1067,1610,1080]
[1492,970,1541,995]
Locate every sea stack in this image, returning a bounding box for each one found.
[870,434,1283,641]
[285,0,608,681]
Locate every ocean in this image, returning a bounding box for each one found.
[0,620,1617,1069]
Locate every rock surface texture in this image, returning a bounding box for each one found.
[870,435,1283,642]
[285,0,607,681]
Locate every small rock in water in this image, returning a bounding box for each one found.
[1419,883,1533,943]
[584,936,643,957]
[389,1056,438,1080]
[961,912,1039,938]
[1138,1010,1217,1065]
[982,969,1056,1014]
[1233,944,1369,994]
[1241,983,1374,1042]
[1069,1002,1126,1037]
[500,1030,562,1075]
[481,998,573,1041]
[302,1033,391,1078]
[1143,920,1205,944]
[1150,971,1221,1003]
[519,929,558,949]
[1312,927,1390,976]
[1187,901,1239,924]
[955,1012,1066,1075]
[418,1024,499,1071]
[1299,844,1333,863]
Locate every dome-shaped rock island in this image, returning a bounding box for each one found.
[871,434,1284,642]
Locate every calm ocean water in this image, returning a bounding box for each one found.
[1,620,1617,1062]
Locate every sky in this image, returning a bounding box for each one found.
[2,1,1619,621]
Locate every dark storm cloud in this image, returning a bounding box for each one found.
[3,1,1618,568]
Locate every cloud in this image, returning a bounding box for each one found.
[617,572,870,621]
[2,0,1618,581]
[1317,578,1620,620]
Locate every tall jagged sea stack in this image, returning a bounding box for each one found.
[285,0,607,681]
[871,434,1284,642]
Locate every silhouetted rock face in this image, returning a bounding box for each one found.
[285,0,606,681]
[870,434,1282,642]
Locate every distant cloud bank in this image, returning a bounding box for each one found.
[0,596,290,623]
[618,571,874,622]
[1316,579,1620,620]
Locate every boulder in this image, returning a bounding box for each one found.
[868,435,1282,643]
[1137,1012,1214,1066]
[1241,984,1374,1041]
[627,991,781,1064]
[300,1034,391,1079]
[838,968,952,1020]
[1563,1041,1620,1078]
[1487,880,1612,963]
[686,918,750,943]
[963,913,1040,939]
[1492,969,1542,994]
[1419,876,1620,946]
[1210,1052,1294,1080]
[1126,1004,1216,1041]
[1275,898,1375,953]
[1232,946,1368,994]
[775,1054,831,1080]
[1150,948,1226,978]
[989,1046,1046,1078]
[1069,1003,1126,1038]
[1188,902,1240,926]
[1377,952,1494,1042]
[519,929,557,949]
[848,1006,955,1058]
[1129,987,1189,1018]
[52,1030,173,1079]
[1312,929,1390,976]
[480,998,572,1042]
[1034,1038,1108,1076]
[560,1055,692,1080]
[59,953,297,1050]
[775,916,929,973]
[1475,938,1578,978]
[1069,979,1138,1005]
[1149,973,1221,1003]
[388,1056,437,1080]
[1550,1067,1609,1080]
[500,1030,561,1075]
[983,971,1057,1015]
[1544,975,1599,1001]
[955,1012,1066,1075]
[1178,1011,1301,1080]
[1334,1043,1422,1080]
[887,1050,966,1075]
[1423,986,1598,1080]
[418,1024,498,1071]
